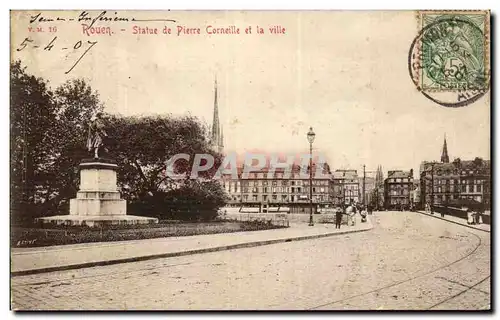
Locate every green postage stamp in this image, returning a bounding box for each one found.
[409,10,490,107]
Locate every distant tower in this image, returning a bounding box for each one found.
[211,77,224,153]
[441,134,449,163]
[375,165,384,187]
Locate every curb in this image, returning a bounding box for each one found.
[413,211,490,233]
[11,224,373,277]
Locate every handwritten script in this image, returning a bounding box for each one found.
[30,11,177,29]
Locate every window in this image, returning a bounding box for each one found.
[252,195,258,201]
[469,185,474,193]
[282,195,287,201]
[462,185,466,192]
[263,195,268,201]
[272,195,277,200]
[243,195,248,201]
[272,180,277,186]
[477,185,482,192]
[263,187,268,193]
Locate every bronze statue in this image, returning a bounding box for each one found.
[86,113,108,158]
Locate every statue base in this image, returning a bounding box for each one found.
[37,159,158,227]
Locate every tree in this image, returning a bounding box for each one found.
[10,61,104,223]
[48,79,104,202]
[11,61,57,222]
[11,61,227,223]
[104,114,223,199]
[103,114,227,220]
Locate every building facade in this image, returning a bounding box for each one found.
[419,136,491,209]
[384,169,414,209]
[222,167,333,213]
[420,159,491,208]
[332,170,360,206]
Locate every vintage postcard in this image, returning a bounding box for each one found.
[10,10,490,310]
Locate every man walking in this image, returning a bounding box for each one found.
[335,207,343,229]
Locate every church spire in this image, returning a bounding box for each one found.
[211,76,223,153]
[441,134,449,163]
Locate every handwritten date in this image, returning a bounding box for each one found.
[16,36,97,74]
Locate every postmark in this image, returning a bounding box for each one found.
[409,11,490,107]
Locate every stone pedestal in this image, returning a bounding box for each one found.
[38,159,158,227]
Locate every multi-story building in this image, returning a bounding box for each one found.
[384,169,414,209]
[222,166,333,213]
[332,169,360,206]
[419,136,491,209]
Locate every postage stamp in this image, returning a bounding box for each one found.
[408,10,490,107]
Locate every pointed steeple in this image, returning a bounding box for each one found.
[441,134,449,163]
[210,76,224,153]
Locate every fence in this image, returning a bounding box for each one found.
[222,213,290,227]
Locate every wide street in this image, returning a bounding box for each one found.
[11,211,490,310]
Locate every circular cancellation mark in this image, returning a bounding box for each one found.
[408,15,490,108]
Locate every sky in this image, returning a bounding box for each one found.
[11,10,490,177]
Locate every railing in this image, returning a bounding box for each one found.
[432,205,491,225]
[222,213,290,227]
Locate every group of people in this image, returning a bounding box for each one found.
[467,208,484,225]
[424,201,485,225]
[334,203,370,229]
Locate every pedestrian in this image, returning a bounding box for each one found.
[335,208,342,229]
[360,206,367,223]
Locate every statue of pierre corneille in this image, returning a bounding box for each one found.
[86,113,108,159]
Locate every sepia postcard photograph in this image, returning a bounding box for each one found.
[9,8,491,311]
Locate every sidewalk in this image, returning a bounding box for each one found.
[415,210,490,232]
[11,218,373,276]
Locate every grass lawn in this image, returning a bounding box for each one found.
[11,219,288,248]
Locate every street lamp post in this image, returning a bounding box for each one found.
[307,127,316,226]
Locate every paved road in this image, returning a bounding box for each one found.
[11,211,490,310]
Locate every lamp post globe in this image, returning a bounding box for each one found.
[307,127,315,226]
[307,127,316,144]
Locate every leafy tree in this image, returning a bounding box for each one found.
[10,61,103,223]
[104,114,224,200]
[104,114,227,220]
[49,79,104,202]
[10,61,56,222]
[11,61,227,223]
